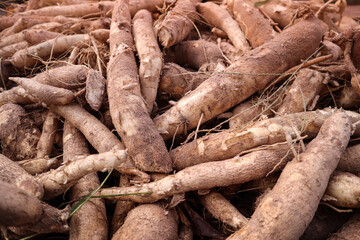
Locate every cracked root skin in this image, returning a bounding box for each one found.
[154,13,324,140]
[133,9,163,113]
[0,103,41,161]
[171,110,334,170]
[155,0,197,48]
[112,203,178,240]
[108,0,171,173]
[228,112,352,240]
[97,144,293,203]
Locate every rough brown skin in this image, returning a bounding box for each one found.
[63,121,108,240]
[0,29,61,49]
[18,157,59,175]
[37,148,129,200]
[0,181,43,227]
[171,110,335,170]
[197,2,250,52]
[97,144,294,203]
[133,9,163,113]
[16,1,114,18]
[0,41,28,58]
[301,205,352,240]
[26,0,94,10]
[9,203,70,234]
[159,63,209,99]
[0,154,44,199]
[229,97,274,129]
[90,29,110,43]
[228,112,351,240]
[107,0,171,173]
[129,0,175,16]
[36,111,59,158]
[0,15,70,36]
[199,191,248,230]
[0,65,88,106]
[155,0,198,48]
[258,0,340,29]
[154,12,324,140]
[49,103,124,153]
[327,213,360,240]
[337,143,360,174]
[277,69,327,115]
[0,0,172,31]
[10,77,75,105]
[11,34,90,69]
[112,203,178,240]
[85,69,106,111]
[164,39,224,70]
[111,175,136,236]
[0,103,41,161]
[0,87,35,106]
[34,64,88,89]
[225,0,278,48]
[323,171,360,208]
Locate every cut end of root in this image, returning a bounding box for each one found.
[158,28,173,48]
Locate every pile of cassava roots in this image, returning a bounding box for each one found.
[0,0,360,239]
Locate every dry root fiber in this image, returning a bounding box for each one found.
[154,11,324,140]
[228,112,351,240]
[155,0,199,48]
[1,0,360,238]
[11,34,90,69]
[170,110,342,170]
[97,144,294,203]
[159,62,209,98]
